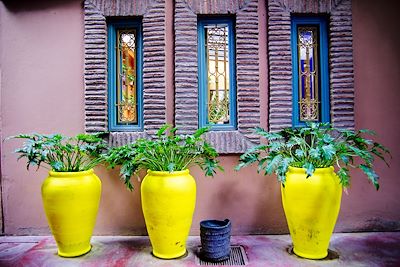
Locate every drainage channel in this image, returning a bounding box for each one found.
[196,246,248,266]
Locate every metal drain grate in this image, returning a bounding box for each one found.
[196,246,248,266]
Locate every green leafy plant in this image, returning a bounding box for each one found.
[235,122,390,190]
[103,124,223,190]
[208,93,229,124]
[9,133,108,172]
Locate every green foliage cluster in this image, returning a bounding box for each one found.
[236,123,390,190]
[10,133,108,172]
[103,124,223,190]
[208,93,229,124]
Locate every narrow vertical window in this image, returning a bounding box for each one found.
[117,29,137,124]
[198,18,236,130]
[108,20,143,131]
[298,27,319,121]
[291,17,330,127]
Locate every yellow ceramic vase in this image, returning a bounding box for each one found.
[281,166,342,259]
[41,169,101,257]
[141,169,196,259]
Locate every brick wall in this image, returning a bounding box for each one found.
[268,0,355,131]
[84,0,167,145]
[174,0,260,153]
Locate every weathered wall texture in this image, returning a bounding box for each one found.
[338,0,400,231]
[0,0,399,235]
[174,0,261,153]
[83,0,170,143]
[267,0,355,131]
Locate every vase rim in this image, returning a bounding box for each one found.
[288,166,334,173]
[48,169,94,177]
[147,169,190,176]
[200,219,231,229]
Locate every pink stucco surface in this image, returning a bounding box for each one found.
[0,0,399,236]
[0,0,86,234]
[338,0,400,231]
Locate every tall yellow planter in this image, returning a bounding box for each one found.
[41,169,101,257]
[141,169,196,259]
[281,166,342,259]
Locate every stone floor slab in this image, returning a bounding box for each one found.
[0,232,399,266]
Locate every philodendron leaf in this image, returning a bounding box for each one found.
[371,148,390,167]
[276,157,292,184]
[323,134,334,144]
[302,162,315,178]
[50,161,63,171]
[359,164,380,190]
[309,148,320,159]
[265,154,283,175]
[359,129,376,135]
[254,127,282,140]
[295,149,305,158]
[156,124,171,137]
[193,127,209,138]
[373,142,391,155]
[322,144,336,161]
[167,163,175,173]
[236,152,259,170]
[277,172,286,185]
[337,167,350,187]
[340,154,350,165]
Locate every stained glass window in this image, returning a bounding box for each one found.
[291,17,330,127]
[206,24,230,124]
[298,27,319,121]
[117,29,137,124]
[198,18,236,130]
[108,20,143,131]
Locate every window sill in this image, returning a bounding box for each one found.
[204,130,255,154]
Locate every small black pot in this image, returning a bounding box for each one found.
[200,219,231,262]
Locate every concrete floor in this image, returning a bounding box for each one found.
[0,232,399,266]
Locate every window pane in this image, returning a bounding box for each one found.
[117,29,137,124]
[205,24,230,125]
[297,26,319,122]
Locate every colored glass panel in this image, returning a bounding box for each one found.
[117,29,137,124]
[297,26,319,122]
[291,17,330,127]
[205,24,230,125]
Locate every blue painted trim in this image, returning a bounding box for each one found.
[198,17,237,131]
[107,19,143,132]
[291,16,330,127]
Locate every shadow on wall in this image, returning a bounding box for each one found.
[195,159,288,235]
[2,0,80,12]
[214,179,288,235]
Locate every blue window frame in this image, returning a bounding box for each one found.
[198,17,237,130]
[107,19,143,131]
[291,16,330,127]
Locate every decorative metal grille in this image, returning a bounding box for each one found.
[205,24,230,125]
[117,29,137,124]
[297,26,319,122]
[196,246,248,266]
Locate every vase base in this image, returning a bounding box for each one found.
[293,247,327,260]
[200,254,230,262]
[152,249,188,260]
[58,245,92,258]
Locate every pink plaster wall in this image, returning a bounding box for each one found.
[0,0,86,234]
[0,0,399,236]
[337,0,400,232]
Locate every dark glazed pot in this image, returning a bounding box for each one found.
[200,219,231,262]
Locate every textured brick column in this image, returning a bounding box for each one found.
[267,0,355,131]
[84,0,167,145]
[174,0,260,153]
